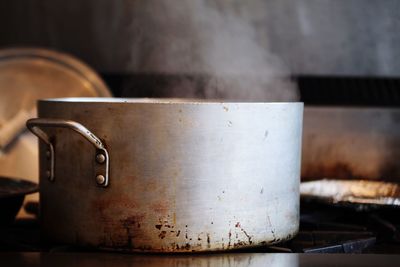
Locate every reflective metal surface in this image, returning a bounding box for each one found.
[33,98,303,252]
[3,252,400,267]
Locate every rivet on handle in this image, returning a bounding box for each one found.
[96,153,106,164]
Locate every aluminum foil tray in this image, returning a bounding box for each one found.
[300,179,400,210]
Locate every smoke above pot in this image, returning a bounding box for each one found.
[117,0,298,102]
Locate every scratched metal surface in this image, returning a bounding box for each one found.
[35,98,303,252]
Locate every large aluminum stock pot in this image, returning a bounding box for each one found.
[26,98,303,252]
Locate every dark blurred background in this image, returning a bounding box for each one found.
[1,0,400,105]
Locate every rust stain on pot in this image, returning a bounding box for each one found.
[93,196,139,218]
[241,229,252,244]
[87,183,293,252]
[143,179,167,193]
[234,222,253,244]
[181,243,191,250]
[120,218,134,247]
[92,196,137,210]
[270,228,277,240]
[91,194,149,250]
[96,229,294,252]
[233,241,247,248]
[159,231,167,239]
[120,216,143,228]
[223,106,229,112]
[266,215,277,241]
[228,230,232,247]
[97,213,146,249]
[151,202,170,214]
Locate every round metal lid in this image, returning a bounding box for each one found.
[0,47,111,125]
[0,48,112,148]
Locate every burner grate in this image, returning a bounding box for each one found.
[264,202,400,254]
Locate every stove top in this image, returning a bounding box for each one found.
[271,202,400,254]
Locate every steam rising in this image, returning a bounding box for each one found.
[128,0,298,101]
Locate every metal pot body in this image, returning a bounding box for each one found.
[28,98,303,252]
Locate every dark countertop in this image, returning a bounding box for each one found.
[2,252,400,267]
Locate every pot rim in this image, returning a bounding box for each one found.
[39,97,303,105]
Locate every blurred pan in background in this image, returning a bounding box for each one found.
[0,48,112,218]
[0,176,38,224]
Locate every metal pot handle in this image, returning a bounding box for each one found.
[26,118,109,187]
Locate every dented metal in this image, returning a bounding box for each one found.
[31,98,303,252]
